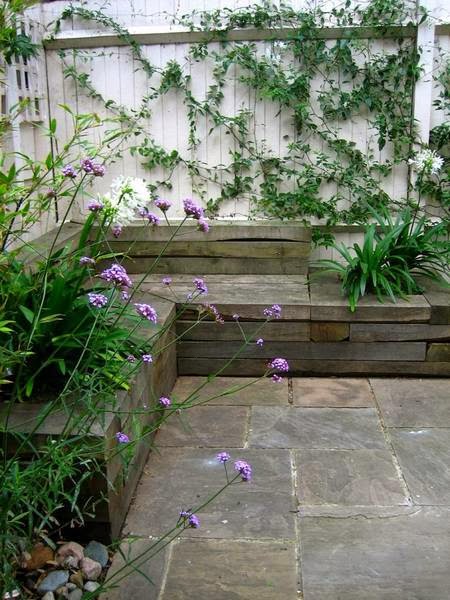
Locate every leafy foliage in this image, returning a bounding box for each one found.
[318,209,450,311]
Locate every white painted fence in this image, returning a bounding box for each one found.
[3,0,450,259]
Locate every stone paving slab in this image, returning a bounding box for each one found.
[390,428,450,505]
[296,449,407,506]
[161,539,299,600]
[155,405,249,447]
[125,448,296,540]
[370,378,450,427]
[171,376,289,405]
[104,538,167,600]
[249,407,386,449]
[299,506,450,599]
[292,378,374,407]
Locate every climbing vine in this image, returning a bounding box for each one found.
[51,0,450,229]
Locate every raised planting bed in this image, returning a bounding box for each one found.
[96,221,312,275]
[0,296,177,542]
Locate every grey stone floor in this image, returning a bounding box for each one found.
[107,377,450,600]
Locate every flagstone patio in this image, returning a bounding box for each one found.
[106,377,450,600]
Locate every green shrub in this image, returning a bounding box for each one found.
[318,209,450,311]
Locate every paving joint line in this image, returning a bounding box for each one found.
[367,378,413,505]
[290,449,304,599]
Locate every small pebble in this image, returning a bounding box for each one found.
[66,583,76,591]
[84,541,109,568]
[37,571,69,594]
[80,557,102,581]
[68,590,83,600]
[84,582,100,593]
[42,593,55,600]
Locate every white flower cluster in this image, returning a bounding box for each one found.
[409,149,444,176]
[264,40,289,64]
[100,176,149,226]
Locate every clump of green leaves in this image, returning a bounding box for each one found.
[318,209,450,311]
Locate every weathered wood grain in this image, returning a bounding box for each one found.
[101,240,310,259]
[310,322,349,342]
[118,256,309,275]
[351,323,450,342]
[176,320,311,341]
[422,287,450,325]
[426,344,450,362]
[178,358,450,377]
[176,341,427,361]
[310,280,431,323]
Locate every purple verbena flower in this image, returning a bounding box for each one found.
[147,212,160,225]
[127,354,136,363]
[134,303,158,323]
[234,460,252,482]
[87,292,108,308]
[256,338,264,347]
[216,451,231,463]
[263,304,282,319]
[183,198,204,220]
[269,357,289,372]
[197,218,209,233]
[87,199,104,212]
[62,165,77,178]
[121,290,129,302]
[115,431,130,444]
[202,303,224,324]
[232,314,240,321]
[162,276,172,286]
[155,198,172,212]
[100,263,132,288]
[271,374,282,383]
[193,277,207,295]
[179,510,190,518]
[81,157,94,173]
[112,224,123,238]
[80,256,95,266]
[142,354,153,363]
[159,396,171,407]
[92,163,105,177]
[188,514,200,528]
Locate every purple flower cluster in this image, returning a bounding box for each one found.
[121,290,129,302]
[112,224,123,238]
[87,199,104,212]
[256,338,264,347]
[197,218,209,233]
[142,354,153,363]
[100,263,133,288]
[134,303,158,323]
[216,452,230,463]
[162,276,172,286]
[193,277,208,295]
[263,304,282,319]
[62,165,77,178]
[155,198,172,212]
[87,292,108,308]
[202,303,224,324]
[116,431,130,443]
[127,354,136,363]
[139,207,160,225]
[183,198,204,220]
[80,256,95,266]
[80,158,105,176]
[159,396,171,408]
[179,510,200,528]
[234,460,252,482]
[269,357,289,372]
[272,374,282,383]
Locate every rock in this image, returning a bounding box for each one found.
[42,593,55,600]
[80,557,102,581]
[37,571,69,594]
[66,583,77,591]
[68,590,83,600]
[55,542,84,569]
[55,585,69,599]
[84,582,100,593]
[21,543,54,570]
[84,541,109,568]
[69,572,84,589]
